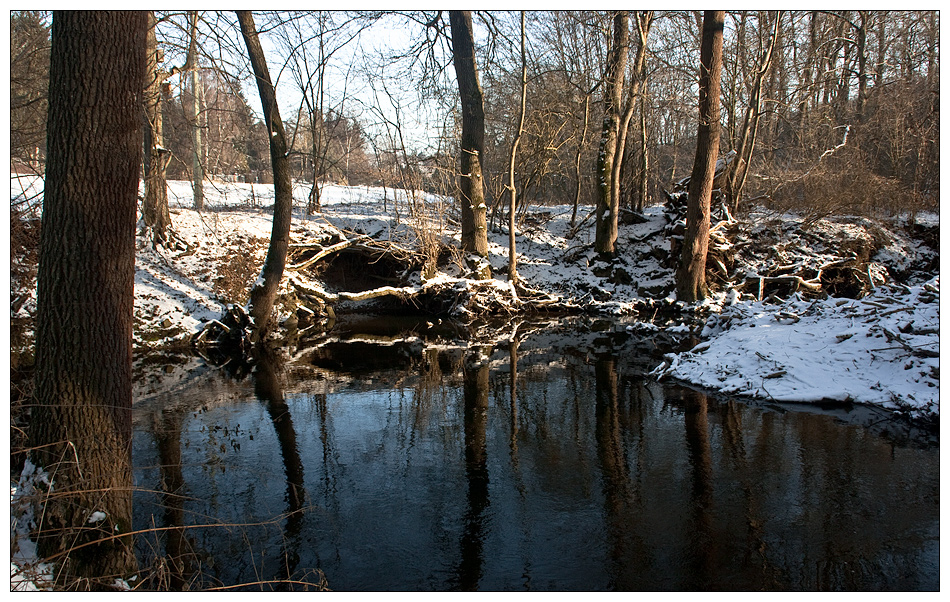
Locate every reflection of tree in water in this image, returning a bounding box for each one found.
[594,357,657,590]
[455,349,491,591]
[151,406,200,590]
[253,350,310,590]
[716,399,780,589]
[682,388,715,588]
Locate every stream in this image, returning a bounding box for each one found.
[131,316,939,591]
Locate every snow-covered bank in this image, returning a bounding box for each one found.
[10,175,939,422]
[653,278,939,420]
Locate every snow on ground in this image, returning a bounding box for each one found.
[10,175,939,420]
[10,461,53,591]
[653,278,939,420]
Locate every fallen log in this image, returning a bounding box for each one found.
[289,272,420,304]
[743,273,823,298]
[287,235,372,271]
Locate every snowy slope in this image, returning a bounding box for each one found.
[653,278,939,420]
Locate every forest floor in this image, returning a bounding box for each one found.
[10,176,939,423]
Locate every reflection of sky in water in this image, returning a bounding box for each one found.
[132,339,939,591]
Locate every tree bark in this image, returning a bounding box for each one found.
[594,10,629,257]
[637,88,650,211]
[570,94,590,228]
[238,10,294,336]
[142,11,172,246]
[31,10,145,587]
[676,10,724,302]
[450,10,491,279]
[187,10,204,210]
[856,11,869,123]
[506,11,528,284]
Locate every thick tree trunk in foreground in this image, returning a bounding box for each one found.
[676,10,724,302]
[594,10,629,257]
[238,10,294,336]
[142,11,172,246]
[450,10,491,279]
[31,10,145,588]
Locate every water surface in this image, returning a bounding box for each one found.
[132,317,939,591]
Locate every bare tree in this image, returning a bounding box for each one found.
[505,11,528,284]
[278,11,366,213]
[142,11,173,246]
[450,10,491,279]
[594,10,629,257]
[726,11,779,212]
[10,11,50,174]
[619,11,653,212]
[31,10,145,587]
[185,11,205,210]
[237,10,294,337]
[676,10,724,302]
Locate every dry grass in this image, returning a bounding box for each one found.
[211,236,267,304]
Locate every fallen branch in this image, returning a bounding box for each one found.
[287,235,372,271]
[289,272,419,303]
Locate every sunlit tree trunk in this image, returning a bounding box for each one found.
[238,10,294,336]
[506,11,527,284]
[676,10,724,302]
[186,11,204,210]
[449,10,491,279]
[142,11,172,246]
[636,89,650,211]
[594,10,629,257]
[31,10,145,588]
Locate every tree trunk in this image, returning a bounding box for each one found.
[637,88,649,211]
[31,10,145,587]
[676,10,724,302]
[506,11,527,284]
[570,94,590,228]
[614,11,653,213]
[450,10,491,279]
[594,10,629,257]
[238,11,294,336]
[727,12,780,213]
[855,11,869,123]
[307,119,325,215]
[187,11,204,211]
[627,11,653,211]
[142,11,172,246]
[874,13,886,89]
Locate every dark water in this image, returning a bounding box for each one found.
[131,317,939,591]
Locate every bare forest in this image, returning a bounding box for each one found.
[9,10,939,592]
